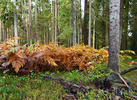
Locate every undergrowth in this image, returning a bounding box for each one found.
[0,53,136,100]
[0,38,136,100]
[0,72,66,100]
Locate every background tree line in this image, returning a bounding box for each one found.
[0,0,137,53]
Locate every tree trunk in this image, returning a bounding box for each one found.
[24,0,28,43]
[0,15,1,42]
[108,0,121,72]
[28,0,32,44]
[123,0,129,50]
[4,25,7,40]
[26,16,29,43]
[45,25,49,44]
[78,0,82,44]
[105,21,109,47]
[1,23,4,41]
[72,0,77,46]
[88,0,92,46]
[55,0,58,43]
[34,0,37,42]
[52,0,55,42]
[77,20,80,44]
[14,0,18,45]
[93,15,95,49]
[83,0,88,45]
[120,0,123,49]
[105,1,109,47]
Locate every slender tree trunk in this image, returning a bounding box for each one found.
[14,0,18,45]
[93,15,95,49]
[47,23,50,44]
[83,0,88,45]
[88,0,92,46]
[120,0,123,49]
[45,25,48,44]
[6,29,9,38]
[102,0,105,47]
[57,0,60,38]
[105,2,109,47]
[55,0,58,43]
[34,0,37,42]
[70,38,72,47]
[5,26,7,40]
[105,21,109,47]
[24,0,28,42]
[28,0,32,44]
[77,0,82,44]
[25,16,29,43]
[108,0,121,72]
[1,23,4,41]
[77,22,80,44]
[0,16,1,42]
[72,0,77,46]
[52,0,55,42]
[4,24,7,40]
[43,26,45,44]
[80,0,82,43]
[123,0,129,50]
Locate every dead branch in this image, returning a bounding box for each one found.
[117,73,132,92]
[125,94,137,99]
[2,61,10,68]
[120,66,137,75]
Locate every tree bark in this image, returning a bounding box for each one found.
[1,23,4,41]
[83,0,88,45]
[78,0,82,44]
[0,15,1,42]
[24,0,28,43]
[105,1,109,47]
[88,0,92,46]
[52,0,55,42]
[93,15,95,49]
[14,0,18,45]
[4,25,7,40]
[55,0,58,43]
[34,0,37,42]
[120,0,123,49]
[123,0,129,50]
[105,21,109,47]
[28,0,32,44]
[108,0,121,72]
[72,0,77,46]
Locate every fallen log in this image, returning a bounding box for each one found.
[43,75,91,99]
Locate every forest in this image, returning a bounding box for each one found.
[0,0,137,100]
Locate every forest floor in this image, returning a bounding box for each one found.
[0,55,137,100]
